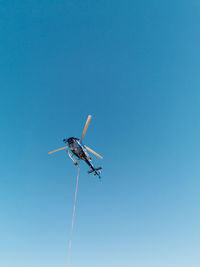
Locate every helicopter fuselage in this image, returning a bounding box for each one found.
[64,137,101,178]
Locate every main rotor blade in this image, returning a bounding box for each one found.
[84,145,103,159]
[48,146,68,155]
[80,115,92,142]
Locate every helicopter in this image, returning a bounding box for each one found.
[48,115,103,178]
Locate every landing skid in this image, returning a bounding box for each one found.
[67,150,78,167]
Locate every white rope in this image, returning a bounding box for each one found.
[67,166,80,267]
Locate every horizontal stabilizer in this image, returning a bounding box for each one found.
[88,167,102,174]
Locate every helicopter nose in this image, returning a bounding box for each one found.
[67,137,74,144]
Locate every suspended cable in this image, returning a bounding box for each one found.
[67,166,80,267]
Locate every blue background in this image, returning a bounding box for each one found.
[1,1,200,266]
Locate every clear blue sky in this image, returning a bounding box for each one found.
[1,1,200,267]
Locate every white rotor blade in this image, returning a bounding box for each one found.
[80,115,92,142]
[84,145,103,159]
[48,146,68,155]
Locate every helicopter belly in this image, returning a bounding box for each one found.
[69,144,85,159]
